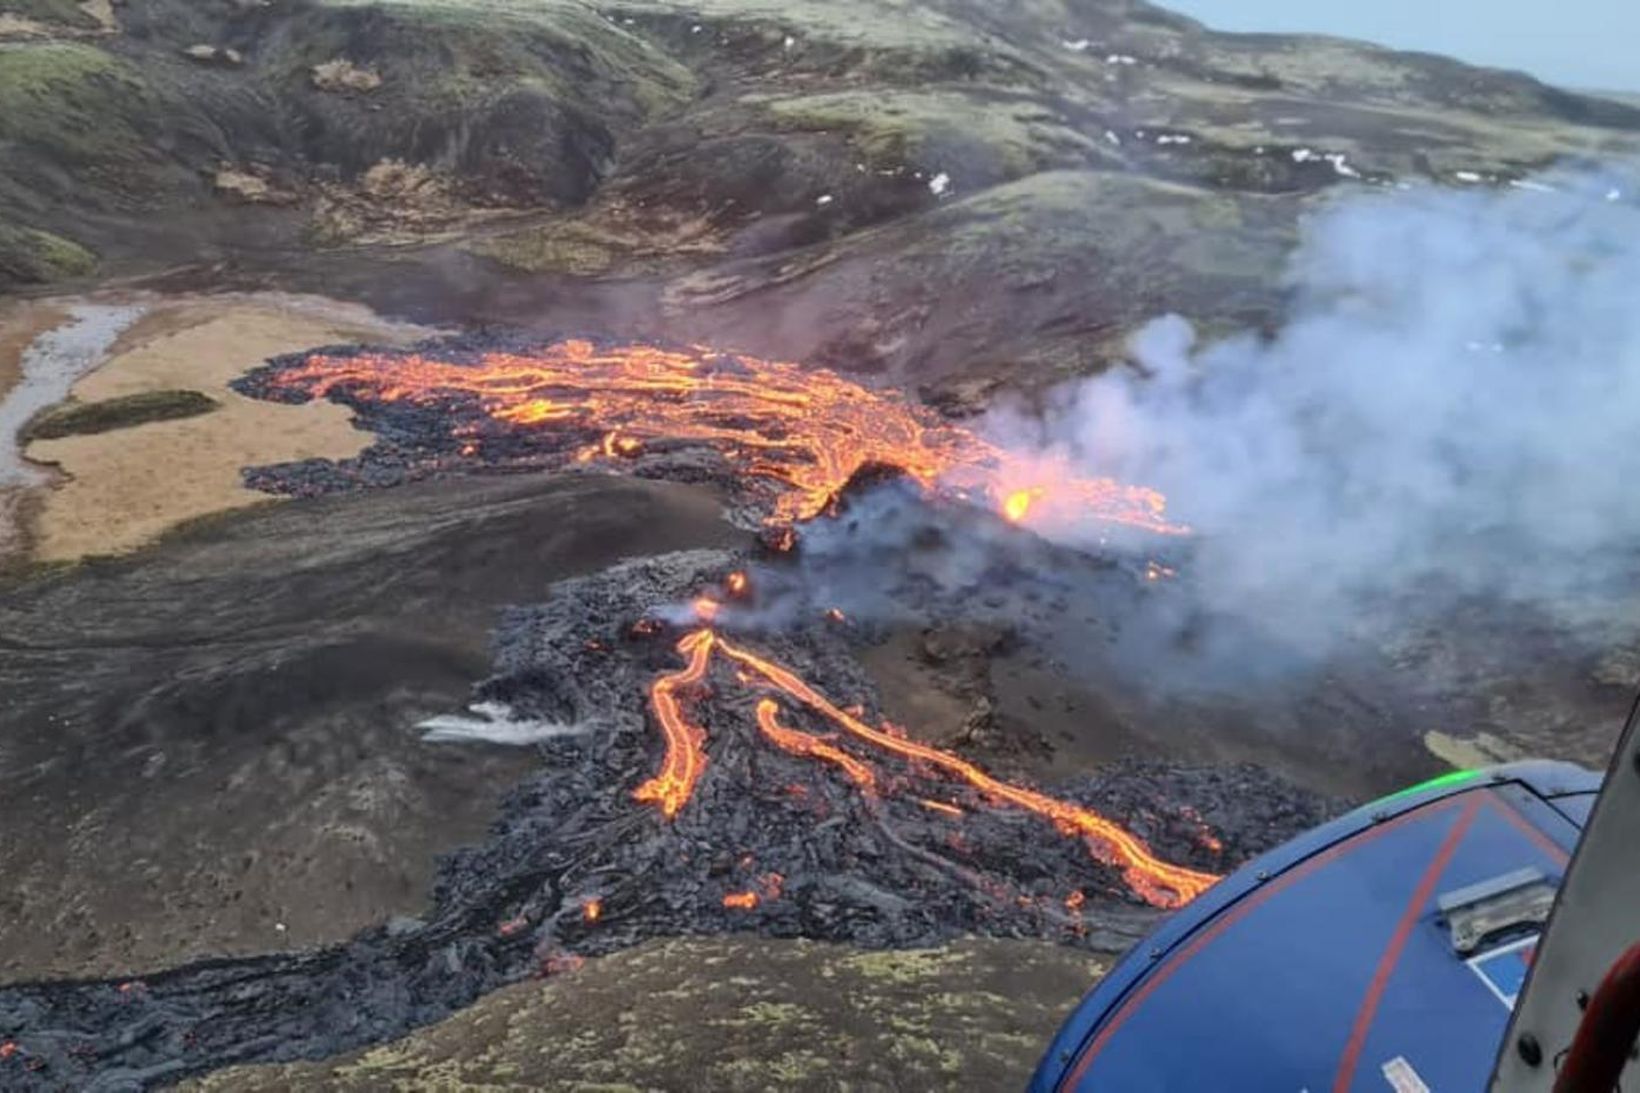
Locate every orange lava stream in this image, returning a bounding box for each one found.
[270,340,1184,534]
[755,698,878,792]
[632,630,714,818]
[643,629,1220,909]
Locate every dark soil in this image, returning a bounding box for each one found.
[0,472,747,986]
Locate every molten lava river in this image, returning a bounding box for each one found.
[247,338,1216,910]
[253,338,1185,536]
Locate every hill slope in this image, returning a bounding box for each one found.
[2,0,1636,400]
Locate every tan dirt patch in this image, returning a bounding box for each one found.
[1423,729,1526,770]
[20,295,433,561]
[79,0,115,31]
[0,12,45,37]
[0,0,116,37]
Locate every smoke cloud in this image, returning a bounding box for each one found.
[1001,171,1640,652]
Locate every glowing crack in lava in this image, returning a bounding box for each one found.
[641,626,1220,910]
[262,340,1185,534]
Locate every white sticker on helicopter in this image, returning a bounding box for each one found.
[1381,1055,1432,1093]
[1467,934,1538,1010]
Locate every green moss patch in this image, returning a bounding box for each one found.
[0,0,100,30]
[0,219,97,283]
[470,220,632,275]
[184,936,1106,1092]
[0,42,150,164]
[23,390,219,441]
[758,89,1101,177]
[307,0,696,115]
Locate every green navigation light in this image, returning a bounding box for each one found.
[1380,767,1484,804]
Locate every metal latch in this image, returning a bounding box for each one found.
[1437,867,1558,955]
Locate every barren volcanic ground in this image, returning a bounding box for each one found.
[2,0,1639,1089]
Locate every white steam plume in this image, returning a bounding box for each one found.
[420,701,592,745]
[1002,171,1640,649]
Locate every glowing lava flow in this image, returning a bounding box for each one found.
[632,629,714,818]
[1003,488,1042,524]
[641,629,1220,909]
[263,340,1184,535]
[755,698,877,792]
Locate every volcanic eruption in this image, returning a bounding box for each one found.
[0,338,1257,1089]
[246,336,1215,908]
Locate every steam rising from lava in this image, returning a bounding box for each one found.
[1003,172,1640,652]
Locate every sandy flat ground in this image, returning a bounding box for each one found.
[8,293,434,561]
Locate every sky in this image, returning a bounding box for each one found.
[1161,0,1640,92]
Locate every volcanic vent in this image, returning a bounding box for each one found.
[2,338,1317,1087]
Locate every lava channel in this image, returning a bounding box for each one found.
[250,339,1186,535]
[639,626,1220,910]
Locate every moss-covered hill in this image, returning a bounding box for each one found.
[2,0,1637,393]
[183,936,1109,1091]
